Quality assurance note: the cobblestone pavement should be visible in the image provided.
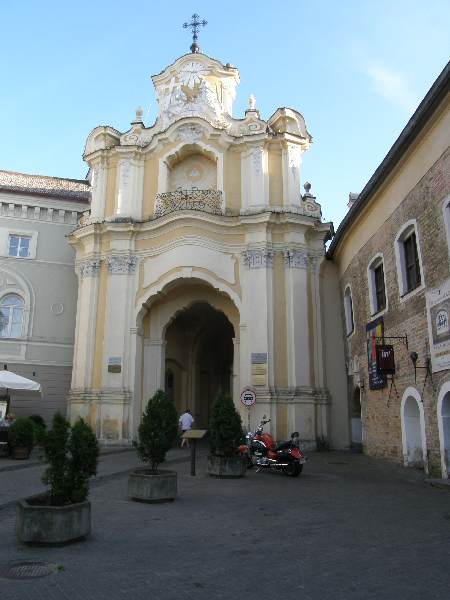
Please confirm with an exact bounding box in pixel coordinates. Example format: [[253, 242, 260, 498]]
[[0, 450, 450, 600]]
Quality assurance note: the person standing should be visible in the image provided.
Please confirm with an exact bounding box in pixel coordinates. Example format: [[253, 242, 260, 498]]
[[179, 409, 194, 448]]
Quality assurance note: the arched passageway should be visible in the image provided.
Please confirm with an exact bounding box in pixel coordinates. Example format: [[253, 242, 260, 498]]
[[401, 390, 426, 468], [438, 388, 450, 476], [164, 302, 234, 428]]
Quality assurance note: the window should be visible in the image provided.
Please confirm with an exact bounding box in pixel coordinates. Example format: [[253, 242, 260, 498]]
[[8, 235, 31, 258], [395, 221, 424, 298], [403, 231, 421, 292], [344, 286, 354, 336], [0, 294, 24, 337], [368, 255, 387, 315]]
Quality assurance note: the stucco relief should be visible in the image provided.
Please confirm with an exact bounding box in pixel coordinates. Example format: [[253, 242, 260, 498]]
[[175, 124, 206, 144], [283, 249, 309, 269], [143, 245, 236, 287], [106, 255, 138, 275], [79, 259, 101, 278], [242, 248, 274, 269]]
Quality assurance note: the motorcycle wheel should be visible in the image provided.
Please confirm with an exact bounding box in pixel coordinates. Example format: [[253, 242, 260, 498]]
[[282, 462, 303, 477]]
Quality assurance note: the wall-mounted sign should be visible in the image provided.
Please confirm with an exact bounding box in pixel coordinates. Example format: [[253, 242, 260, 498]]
[[366, 317, 386, 389], [251, 353, 267, 364], [251, 353, 268, 386], [376, 345, 395, 374], [240, 388, 256, 407], [108, 356, 122, 373], [426, 279, 450, 373]]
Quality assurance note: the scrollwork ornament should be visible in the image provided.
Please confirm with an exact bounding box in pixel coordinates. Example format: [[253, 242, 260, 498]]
[[79, 259, 101, 278], [243, 248, 274, 269], [107, 255, 138, 275]]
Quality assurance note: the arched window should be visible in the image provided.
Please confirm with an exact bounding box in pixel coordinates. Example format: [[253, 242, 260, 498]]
[[343, 285, 354, 336], [0, 294, 24, 338], [367, 254, 387, 315]]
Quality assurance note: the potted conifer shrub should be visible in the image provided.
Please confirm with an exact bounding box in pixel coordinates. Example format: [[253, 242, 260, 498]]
[[129, 389, 178, 503], [207, 391, 246, 478], [8, 416, 35, 459], [16, 412, 99, 544]]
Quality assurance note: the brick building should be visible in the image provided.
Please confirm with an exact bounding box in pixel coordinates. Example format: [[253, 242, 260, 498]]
[[328, 62, 450, 476]]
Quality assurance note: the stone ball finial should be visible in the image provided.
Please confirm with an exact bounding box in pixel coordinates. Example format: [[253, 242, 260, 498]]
[[304, 181, 312, 194], [248, 94, 256, 110]]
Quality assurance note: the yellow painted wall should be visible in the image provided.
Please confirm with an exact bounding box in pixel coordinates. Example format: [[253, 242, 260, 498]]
[[92, 263, 108, 388], [272, 252, 288, 386], [224, 150, 241, 212], [142, 155, 158, 219], [268, 147, 283, 206]]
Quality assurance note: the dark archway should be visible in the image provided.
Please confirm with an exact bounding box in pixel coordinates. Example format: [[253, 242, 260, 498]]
[[164, 302, 234, 428]]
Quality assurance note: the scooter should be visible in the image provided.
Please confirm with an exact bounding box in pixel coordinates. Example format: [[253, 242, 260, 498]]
[[239, 417, 306, 477]]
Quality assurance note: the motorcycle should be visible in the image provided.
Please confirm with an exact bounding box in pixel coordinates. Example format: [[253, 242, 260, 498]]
[[239, 417, 306, 477]]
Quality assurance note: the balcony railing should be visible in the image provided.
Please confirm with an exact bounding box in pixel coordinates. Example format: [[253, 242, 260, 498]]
[[154, 189, 223, 218]]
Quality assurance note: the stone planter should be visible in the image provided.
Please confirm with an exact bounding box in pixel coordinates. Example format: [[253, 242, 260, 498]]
[[11, 446, 31, 460], [207, 455, 247, 478], [128, 468, 177, 503], [16, 497, 91, 544]]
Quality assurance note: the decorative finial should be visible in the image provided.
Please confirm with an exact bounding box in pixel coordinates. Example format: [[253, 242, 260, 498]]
[[183, 13, 207, 53], [135, 107, 143, 122], [248, 95, 256, 111], [304, 181, 312, 195]]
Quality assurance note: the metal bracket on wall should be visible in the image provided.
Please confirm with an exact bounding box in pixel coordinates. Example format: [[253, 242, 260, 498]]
[[374, 335, 408, 349]]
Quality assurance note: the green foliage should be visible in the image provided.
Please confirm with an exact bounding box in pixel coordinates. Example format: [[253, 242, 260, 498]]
[[8, 416, 35, 448], [29, 414, 46, 444], [41, 412, 99, 506], [209, 391, 243, 457], [135, 389, 178, 471]]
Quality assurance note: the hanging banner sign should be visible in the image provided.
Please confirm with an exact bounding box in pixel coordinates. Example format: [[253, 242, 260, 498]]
[[240, 388, 256, 407], [376, 344, 395, 374], [366, 316, 386, 389], [426, 279, 450, 373]]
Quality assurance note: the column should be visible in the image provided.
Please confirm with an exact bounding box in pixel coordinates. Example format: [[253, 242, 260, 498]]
[[282, 142, 302, 208], [283, 248, 311, 387], [71, 259, 101, 390], [240, 143, 269, 212], [115, 153, 144, 220]]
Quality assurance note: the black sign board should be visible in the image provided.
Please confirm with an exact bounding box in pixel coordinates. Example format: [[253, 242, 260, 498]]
[[366, 316, 386, 390], [376, 344, 395, 374]]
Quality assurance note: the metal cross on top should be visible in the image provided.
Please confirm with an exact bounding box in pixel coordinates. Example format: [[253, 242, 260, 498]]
[[183, 13, 207, 54]]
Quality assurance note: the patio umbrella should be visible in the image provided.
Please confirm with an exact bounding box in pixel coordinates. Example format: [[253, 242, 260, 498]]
[[0, 370, 41, 393]]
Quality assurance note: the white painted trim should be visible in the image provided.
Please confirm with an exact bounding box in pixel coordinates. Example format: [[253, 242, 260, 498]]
[[437, 380, 450, 478], [343, 283, 355, 337], [441, 194, 450, 261], [367, 252, 388, 317], [394, 219, 425, 301], [400, 386, 428, 471]]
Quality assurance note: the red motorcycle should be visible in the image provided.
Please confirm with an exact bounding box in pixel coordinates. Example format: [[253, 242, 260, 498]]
[[239, 418, 306, 477]]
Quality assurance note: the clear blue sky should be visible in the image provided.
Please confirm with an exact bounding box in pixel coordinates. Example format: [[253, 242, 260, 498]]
[[1, 0, 449, 228]]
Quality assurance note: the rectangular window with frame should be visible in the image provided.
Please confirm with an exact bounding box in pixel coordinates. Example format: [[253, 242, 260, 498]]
[[374, 263, 386, 312], [8, 235, 31, 258], [403, 232, 421, 292]]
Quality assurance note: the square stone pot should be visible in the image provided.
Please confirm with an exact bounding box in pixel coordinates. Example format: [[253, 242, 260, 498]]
[[16, 497, 91, 544], [128, 468, 177, 503], [207, 455, 247, 478]]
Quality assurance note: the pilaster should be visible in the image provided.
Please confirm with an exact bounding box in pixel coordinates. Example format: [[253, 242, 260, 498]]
[[282, 142, 302, 208]]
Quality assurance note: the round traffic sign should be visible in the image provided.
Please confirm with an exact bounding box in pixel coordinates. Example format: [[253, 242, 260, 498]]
[[240, 388, 256, 407]]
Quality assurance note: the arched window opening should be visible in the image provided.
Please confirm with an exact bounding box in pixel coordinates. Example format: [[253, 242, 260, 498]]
[[0, 294, 24, 338]]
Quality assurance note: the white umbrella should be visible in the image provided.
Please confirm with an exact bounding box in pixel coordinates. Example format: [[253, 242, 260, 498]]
[[0, 370, 41, 393]]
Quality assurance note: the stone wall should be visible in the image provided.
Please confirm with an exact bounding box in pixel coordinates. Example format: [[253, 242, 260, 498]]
[[340, 147, 450, 471]]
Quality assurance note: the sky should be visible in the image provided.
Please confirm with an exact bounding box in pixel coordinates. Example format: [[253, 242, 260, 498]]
[[1, 0, 449, 228]]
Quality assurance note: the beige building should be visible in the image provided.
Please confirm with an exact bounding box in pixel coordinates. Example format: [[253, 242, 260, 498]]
[[0, 171, 89, 421], [67, 49, 348, 447], [328, 62, 450, 475]]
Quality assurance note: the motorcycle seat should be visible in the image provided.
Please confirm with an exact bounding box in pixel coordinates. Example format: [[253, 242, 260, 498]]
[[275, 440, 292, 451]]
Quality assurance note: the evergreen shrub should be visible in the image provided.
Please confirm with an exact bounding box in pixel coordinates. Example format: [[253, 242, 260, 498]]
[[41, 412, 99, 506], [8, 417, 35, 448], [135, 389, 178, 471], [209, 391, 243, 457]]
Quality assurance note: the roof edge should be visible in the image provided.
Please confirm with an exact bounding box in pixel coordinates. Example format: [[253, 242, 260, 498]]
[[327, 60, 450, 259]]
